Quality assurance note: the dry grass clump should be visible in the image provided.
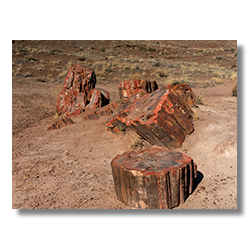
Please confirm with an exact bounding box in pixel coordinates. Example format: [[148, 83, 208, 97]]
[[230, 72, 237, 81], [33, 64, 45, 71], [213, 77, 223, 84], [129, 134, 150, 151], [232, 82, 237, 97], [128, 73, 141, 79], [151, 69, 169, 78], [194, 93, 205, 105], [58, 69, 68, 79], [51, 84, 63, 104]]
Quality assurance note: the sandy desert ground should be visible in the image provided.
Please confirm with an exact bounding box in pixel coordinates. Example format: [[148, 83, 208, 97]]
[[12, 40, 237, 209]]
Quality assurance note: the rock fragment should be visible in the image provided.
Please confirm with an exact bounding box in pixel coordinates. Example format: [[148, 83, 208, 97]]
[[47, 117, 74, 131]]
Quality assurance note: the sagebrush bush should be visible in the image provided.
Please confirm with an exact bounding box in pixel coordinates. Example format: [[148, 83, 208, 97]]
[[195, 93, 204, 105], [232, 82, 237, 97]]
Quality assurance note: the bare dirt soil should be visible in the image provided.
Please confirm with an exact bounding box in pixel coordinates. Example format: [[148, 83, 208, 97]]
[[12, 40, 237, 209]]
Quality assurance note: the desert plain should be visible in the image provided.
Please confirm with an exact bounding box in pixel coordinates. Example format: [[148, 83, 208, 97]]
[[12, 40, 237, 209]]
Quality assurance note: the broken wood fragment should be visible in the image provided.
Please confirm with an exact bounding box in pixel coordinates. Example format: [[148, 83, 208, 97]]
[[47, 117, 74, 131]]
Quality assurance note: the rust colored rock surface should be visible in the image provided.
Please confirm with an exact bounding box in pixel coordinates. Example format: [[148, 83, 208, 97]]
[[106, 85, 194, 148], [47, 117, 74, 131], [111, 148, 197, 209], [118, 79, 158, 103], [83, 101, 119, 121], [173, 84, 197, 108], [56, 65, 96, 116], [125, 85, 193, 149], [87, 88, 110, 110], [106, 90, 147, 133]]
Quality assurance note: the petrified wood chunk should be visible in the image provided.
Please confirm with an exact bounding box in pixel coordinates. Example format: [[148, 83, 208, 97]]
[[118, 79, 158, 103], [173, 84, 197, 108], [56, 64, 96, 116], [111, 148, 197, 209], [47, 117, 74, 131], [87, 88, 110, 109], [83, 101, 119, 121], [125, 85, 194, 149], [107, 85, 194, 149], [106, 90, 147, 133]]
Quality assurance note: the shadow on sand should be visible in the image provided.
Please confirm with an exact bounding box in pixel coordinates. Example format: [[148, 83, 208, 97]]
[[193, 170, 204, 192]]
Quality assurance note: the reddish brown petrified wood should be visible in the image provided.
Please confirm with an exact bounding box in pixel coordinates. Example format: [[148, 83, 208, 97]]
[[107, 85, 194, 149], [47, 117, 74, 131], [111, 148, 197, 209], [56, 64, 96, 116], [118, 79, 158, 103]]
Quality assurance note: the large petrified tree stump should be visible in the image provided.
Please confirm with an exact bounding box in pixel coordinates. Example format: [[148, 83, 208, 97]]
[[111, 148, 197, 209]]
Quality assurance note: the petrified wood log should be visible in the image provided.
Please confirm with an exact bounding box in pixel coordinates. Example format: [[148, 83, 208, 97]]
[[56, 64, 96, 116], [87, 88, 110, 109], [106, 90, 147, 133], [111, 148, 197, 209], [83, 101, 119, 121], [107, 85, 194, 149], [125, 85, 194, 149], [173, 84, 197, 108], [118, 79, 158, 103], [47, 117, 74, 131]]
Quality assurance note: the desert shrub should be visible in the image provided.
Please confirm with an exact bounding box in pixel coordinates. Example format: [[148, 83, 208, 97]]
[[213, 77, 223, 84], [129, 134, 149, 151], [58, 70, 68, 79], [151, 69, 168, 78], [128, 73, 141, 79], [232, 82, 237, 97], [33, 65, 45, 71], [194, 93, 204, 105]]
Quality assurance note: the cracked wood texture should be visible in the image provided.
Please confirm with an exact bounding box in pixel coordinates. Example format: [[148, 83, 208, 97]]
[[107, 85, 194, 149], [56, 64, 96, 116], [172, 84, 197, 108], [111, 148, 197, 209], [118, 79, 158, 103], [87, 88, 110, 109]]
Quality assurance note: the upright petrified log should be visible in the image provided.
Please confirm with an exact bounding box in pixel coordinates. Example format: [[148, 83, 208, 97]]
[[56, 64, 96, 116], [111, 148, 197, 209]]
